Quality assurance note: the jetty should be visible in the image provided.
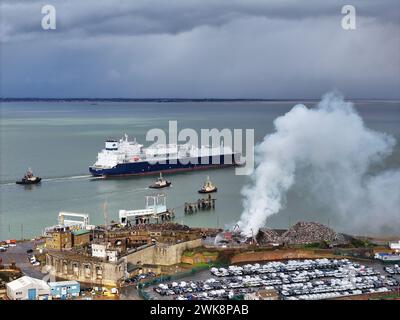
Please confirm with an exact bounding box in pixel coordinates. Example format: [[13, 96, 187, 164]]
[[184, 194, 216, 214]]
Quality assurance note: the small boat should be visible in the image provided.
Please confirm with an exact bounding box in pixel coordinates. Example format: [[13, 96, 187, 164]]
[[198, 176, 217, 194], [149, 173, 171, 189], [16, 168, 42, 185]]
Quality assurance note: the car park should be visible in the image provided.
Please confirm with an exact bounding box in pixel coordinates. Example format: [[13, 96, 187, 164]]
[[384, 265, 400, 275], [150, 258, 397, 300]]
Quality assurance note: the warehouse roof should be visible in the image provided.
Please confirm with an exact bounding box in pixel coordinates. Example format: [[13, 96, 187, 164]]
[[7, 276, 49, 291]]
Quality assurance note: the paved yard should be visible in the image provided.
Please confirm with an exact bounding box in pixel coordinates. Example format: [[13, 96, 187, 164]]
[[0, 240, 47, 280]]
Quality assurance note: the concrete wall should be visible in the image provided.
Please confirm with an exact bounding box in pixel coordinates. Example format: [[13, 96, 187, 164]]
[[230, 249, 336, 264], [125, 239, 202, 266], [181, 252, 218, 265], [46, 238, 202, 286], [46, 253, 126, 287]]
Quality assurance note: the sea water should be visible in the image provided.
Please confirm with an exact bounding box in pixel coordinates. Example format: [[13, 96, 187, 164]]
[[0, 100, 399, 239]]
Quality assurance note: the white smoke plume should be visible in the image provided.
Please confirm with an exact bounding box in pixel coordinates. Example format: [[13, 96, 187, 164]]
[[238, 92, 400, 237]]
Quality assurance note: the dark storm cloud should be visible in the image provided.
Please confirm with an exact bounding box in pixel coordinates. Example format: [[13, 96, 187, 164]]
[[2, 0, 400, 40], [0, 0, 399, 98]]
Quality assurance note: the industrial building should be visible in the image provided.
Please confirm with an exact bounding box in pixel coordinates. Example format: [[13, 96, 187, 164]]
[[46, 226, 73, 251], [45, 251, 126, 287], [389, 241, 400, 253], [49, 281, 80, 299], [6, 276, 82, 300], [44, 223, 220, 286], [119, 195, 174, 226], [45, 212, 95, 250], [374, 252, 400, 262], [72, 229, 92, 247], [6, 276, 50, 300], [91, 243, 119, 262], [46, 227, 93, 250], [42, 204, 220, 286]]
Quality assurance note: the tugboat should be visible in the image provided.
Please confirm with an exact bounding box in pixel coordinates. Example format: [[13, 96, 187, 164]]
[[149, 173, 171, 189], [16, 168, 42, 185], [198, 176, 217, 194]]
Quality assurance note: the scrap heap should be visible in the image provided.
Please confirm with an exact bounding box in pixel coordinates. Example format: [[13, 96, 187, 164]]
[[255, 221, 347, 245], [281, 221, 346, 245], [256, 228, 281, 244]]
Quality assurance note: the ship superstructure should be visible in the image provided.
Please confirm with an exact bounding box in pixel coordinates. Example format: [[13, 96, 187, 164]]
[[89, 134, 239, 177]]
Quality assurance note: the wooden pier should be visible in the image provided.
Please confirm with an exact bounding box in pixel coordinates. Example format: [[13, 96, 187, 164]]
[[184, 194, 216, 214]]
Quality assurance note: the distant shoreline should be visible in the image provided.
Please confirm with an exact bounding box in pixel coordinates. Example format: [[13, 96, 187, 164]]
[[1, 98, 399, 103]]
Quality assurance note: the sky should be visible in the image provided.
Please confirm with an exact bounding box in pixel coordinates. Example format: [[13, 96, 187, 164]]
[[1, 0, 399, 99]]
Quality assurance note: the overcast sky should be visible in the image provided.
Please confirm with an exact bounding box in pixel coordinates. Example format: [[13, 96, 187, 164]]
[[1, 0, 399, 98]]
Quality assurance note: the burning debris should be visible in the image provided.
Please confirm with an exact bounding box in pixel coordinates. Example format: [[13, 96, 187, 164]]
[[256, 229, 281, 244]]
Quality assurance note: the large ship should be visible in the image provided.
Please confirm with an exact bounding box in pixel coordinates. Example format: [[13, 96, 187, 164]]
[[89, 134, 240, 177]]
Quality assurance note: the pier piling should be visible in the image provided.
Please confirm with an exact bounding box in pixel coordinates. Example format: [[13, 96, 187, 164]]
[[184, 195, 216, 214]]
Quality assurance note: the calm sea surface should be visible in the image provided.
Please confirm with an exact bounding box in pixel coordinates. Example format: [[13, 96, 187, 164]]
[[1, 101, 399, 239]]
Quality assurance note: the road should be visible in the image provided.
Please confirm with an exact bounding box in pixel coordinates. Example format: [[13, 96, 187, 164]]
[[119, 285, 142, 300], [0, 240, 47, 280]]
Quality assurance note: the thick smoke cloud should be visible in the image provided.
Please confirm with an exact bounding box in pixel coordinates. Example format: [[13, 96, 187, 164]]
[[238, 92, 400, 236]]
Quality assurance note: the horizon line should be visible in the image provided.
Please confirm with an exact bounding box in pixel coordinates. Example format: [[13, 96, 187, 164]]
[[2, 97, 400, 102]]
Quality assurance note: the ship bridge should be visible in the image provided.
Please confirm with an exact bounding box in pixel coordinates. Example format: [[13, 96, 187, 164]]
[[105, 139, 118, 151], [93, 134, 143, 168]]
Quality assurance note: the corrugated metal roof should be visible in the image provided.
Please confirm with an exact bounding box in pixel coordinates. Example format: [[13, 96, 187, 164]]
[[7, 276, 49, 291]]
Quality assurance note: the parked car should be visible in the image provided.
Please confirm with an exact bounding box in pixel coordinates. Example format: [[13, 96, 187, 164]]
[[110, 288, 118, 294]]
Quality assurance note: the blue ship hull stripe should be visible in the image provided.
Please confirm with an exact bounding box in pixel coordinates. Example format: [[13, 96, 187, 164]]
[[89, 154, 237, 176]]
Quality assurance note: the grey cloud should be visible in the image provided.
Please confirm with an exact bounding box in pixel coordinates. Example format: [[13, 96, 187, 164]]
[[0, 1, 399, 98], [1, 0, 400, 41]]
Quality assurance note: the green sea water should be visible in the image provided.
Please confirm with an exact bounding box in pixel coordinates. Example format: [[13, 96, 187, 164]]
[[0, 100, 399, 239]]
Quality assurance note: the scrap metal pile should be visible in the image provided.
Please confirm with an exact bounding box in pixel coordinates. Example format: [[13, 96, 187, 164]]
[[128, 222, 191, 232], [256, 229, 281, 243], [256, 221, 347, 245]]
